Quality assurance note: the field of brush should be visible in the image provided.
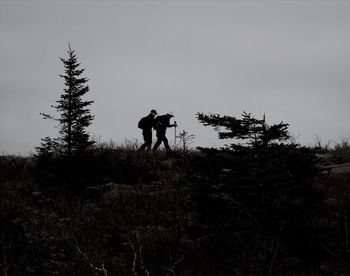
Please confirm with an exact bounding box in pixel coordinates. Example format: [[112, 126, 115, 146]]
[[1, 142, 350, 275]]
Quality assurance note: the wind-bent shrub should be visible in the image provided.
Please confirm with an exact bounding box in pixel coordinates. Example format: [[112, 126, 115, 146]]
[[197, 111, 289, 150]]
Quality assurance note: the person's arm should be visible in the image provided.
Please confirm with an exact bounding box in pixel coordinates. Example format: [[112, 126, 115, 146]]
[[166, 117, 177, 128]]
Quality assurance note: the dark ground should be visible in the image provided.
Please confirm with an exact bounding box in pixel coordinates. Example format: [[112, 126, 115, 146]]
[[1, 143, 350, 275]]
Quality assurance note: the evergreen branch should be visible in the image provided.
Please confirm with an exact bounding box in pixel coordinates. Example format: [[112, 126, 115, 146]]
[[40, 112, 59, 121]]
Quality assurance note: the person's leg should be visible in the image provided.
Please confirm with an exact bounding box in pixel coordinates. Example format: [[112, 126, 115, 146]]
[[138, 132, 148, 151], [145, 131, 152, 150], [153, 132, 162, 150], [163, 135, 171, 151]]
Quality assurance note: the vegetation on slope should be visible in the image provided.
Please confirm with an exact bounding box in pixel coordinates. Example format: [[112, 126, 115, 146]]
[[1, 140, 350, 275]]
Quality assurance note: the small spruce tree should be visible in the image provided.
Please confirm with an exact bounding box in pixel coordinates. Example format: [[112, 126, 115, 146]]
[[38, 45, 94, 157], [196, 111, 289, 150]]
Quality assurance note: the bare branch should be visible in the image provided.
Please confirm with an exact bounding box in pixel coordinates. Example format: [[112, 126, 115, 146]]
[[319, 241, 346, 264], [139, 245, 150, 276], [125, 240, 149, 276], [75, 244, 108, 276], [161, 254, 185, 276]]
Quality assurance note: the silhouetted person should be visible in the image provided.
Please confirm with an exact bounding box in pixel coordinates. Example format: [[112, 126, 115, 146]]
[[153, 112, 177, 152], [138, 109, 157, 151]]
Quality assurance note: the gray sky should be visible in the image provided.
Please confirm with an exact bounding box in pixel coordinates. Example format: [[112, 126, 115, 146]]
[[1, 0, 349, 155]]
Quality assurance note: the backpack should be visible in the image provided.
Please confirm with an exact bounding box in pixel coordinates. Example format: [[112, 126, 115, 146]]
[[153, 116, 165, 131], [138, 116, 148, 129]]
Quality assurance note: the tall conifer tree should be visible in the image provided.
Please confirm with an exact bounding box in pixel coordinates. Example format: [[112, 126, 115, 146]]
[[38, 45, 94, 157]]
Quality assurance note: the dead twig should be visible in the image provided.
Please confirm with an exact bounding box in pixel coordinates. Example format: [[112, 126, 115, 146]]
[[126, 240, 149, 276], [127, 242, 138, 276], [139, 245, 150, 276], [161, 254, 185, 276], [161, 265, 176, 276], [319, 241, 346, 265], [75, 244, 108, 276]]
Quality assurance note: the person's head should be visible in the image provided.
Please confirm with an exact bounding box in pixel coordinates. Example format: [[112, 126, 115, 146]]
[[166, 111, 174, 118], [150, 109, 158, 117]]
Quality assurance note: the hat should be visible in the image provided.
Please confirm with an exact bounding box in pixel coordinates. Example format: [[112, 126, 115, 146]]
[[150, 109, 158, 115], [166, 111, 174, 117]]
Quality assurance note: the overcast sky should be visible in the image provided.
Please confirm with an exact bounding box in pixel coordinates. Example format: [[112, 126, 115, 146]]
[[1, 0, 349, 154]]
